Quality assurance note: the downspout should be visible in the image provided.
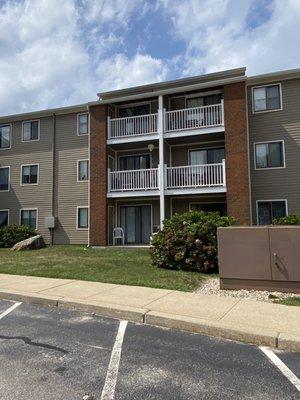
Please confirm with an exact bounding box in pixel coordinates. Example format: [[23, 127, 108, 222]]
[[51, 113, 56, 245], [245, 83, 253, 225]]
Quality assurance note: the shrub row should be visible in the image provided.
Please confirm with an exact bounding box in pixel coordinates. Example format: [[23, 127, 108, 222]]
[[150, 211, 236, 273], [0, 224, 36, 248], [273, 214, 300, 225]]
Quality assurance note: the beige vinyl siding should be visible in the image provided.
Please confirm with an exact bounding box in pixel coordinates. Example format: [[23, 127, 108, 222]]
[[53, 113, 88, 244], [0, 117, 53, 242], [248, 78, 300, 223]]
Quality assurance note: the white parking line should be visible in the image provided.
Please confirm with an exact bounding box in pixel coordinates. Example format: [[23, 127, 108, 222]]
[[0, 302, 22, 320], [100, 320, 128, 400], [259, 346, 300, 392]]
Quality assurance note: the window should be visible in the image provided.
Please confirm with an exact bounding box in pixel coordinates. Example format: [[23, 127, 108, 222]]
[[78, 160, 89, 181], [253, 84, 281, 112], [118, 103, 150, 117], [0, 125, 11, 149], [186, 93, 222, 108], [0, 210, 9, 227], [21, 164, 39, 185], [190, 203, 227, 216], [189, 148, 225, 165], [257, 201, 287, 225], [119, 154, 150, 170], [20, 209, 37, 229], [77, 207, 88, 229], [255, 141, 284, 169], [0, 167, 10, 191], [78, 113, 89, 135], [22, 120, 39, 141]]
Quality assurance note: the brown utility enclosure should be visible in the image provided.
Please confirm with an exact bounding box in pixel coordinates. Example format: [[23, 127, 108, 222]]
[[218, 226, 300, 293]]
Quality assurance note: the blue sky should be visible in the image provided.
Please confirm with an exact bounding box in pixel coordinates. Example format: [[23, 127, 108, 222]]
[[0, 0, 299, 115]]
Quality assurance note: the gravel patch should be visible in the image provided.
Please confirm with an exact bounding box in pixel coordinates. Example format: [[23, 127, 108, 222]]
[[195, 278, 299, 302]]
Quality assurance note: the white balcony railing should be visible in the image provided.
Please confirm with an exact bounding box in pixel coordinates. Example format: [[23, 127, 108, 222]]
[[108, 168, 159, 192], [166, 162, 226, 189], [107, 101, 224, 140], [108, 113, 158, 139], [108, 162, 226, 193], [165, 102, 224, 132]]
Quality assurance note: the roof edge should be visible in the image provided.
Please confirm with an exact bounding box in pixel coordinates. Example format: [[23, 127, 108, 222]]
[[247, 68, 300, 85], [0, 103, 88, 123], [97, 67, 246, 100]]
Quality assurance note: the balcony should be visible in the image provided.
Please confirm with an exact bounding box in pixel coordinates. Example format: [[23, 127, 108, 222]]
[[107, 102, 224, 144], [108, 113, 158, 142], [165, 162, 226, 195], [108, 168, 159, 197], [107, 162, 226, 197]]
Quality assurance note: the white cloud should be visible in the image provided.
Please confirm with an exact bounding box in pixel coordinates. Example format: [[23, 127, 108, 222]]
[[95, 53, 168, 93], [0, 0, 299, 115], [0, 0, 167, 115], [159, 0, 300, 76]]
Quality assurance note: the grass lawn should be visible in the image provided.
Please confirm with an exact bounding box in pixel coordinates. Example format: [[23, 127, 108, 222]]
[[274, 296, 300, 307], [0, 245, 207, 292]]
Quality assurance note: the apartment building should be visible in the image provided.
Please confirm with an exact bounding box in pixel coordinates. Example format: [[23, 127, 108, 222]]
[[0, 67, 299, 246]]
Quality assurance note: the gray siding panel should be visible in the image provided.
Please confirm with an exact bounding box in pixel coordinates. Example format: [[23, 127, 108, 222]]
[[0, 117, 53, 242], [54, 113, 88, 244], [248, 78, 300, 222], [0, 113, 89, 245]]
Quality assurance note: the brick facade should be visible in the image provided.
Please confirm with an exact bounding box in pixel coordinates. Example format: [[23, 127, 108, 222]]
[[224, 82, 251, 224], [89, 104, 108, 246]]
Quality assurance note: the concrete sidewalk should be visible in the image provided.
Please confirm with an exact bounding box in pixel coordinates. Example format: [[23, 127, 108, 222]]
[[0, 273, 299, 351]]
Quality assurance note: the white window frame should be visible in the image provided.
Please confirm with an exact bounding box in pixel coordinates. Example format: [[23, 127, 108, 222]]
[[77, 159, 89, 182], [20, 163, 39, 186], [77, 113, 89, 136], [19, 208, 38, 230], [76, 206, 89, 230], [188, 146, 225, 165], [254, 140, 286, 170], [0, 209, 10, 226], [0, 166, 10, 192], [0, 123, 12, 150], [251, 83, 283, 114], [22, 119, 40, 142], [117, 101, 151, 116], [256, 199, 288, 225]]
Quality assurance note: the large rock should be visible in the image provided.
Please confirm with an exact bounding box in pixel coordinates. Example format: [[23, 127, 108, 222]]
[[11, 235, 45, 251]]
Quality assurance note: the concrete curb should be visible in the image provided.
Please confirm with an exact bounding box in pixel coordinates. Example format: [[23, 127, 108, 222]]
[[0, 290, 299, 352]]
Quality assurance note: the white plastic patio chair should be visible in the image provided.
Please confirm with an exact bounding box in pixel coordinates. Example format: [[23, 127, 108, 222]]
[[113, 227, 125, 246]]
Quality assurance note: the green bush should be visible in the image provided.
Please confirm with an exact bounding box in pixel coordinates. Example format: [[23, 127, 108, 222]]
[[272, 214, 300, 225], [0, 224, 36, 248], [150, 211, 237, 273]]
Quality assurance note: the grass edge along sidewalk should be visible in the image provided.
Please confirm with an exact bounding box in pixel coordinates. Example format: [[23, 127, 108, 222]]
[[0, 274, 299, 352], [0, 246, 207, 292]]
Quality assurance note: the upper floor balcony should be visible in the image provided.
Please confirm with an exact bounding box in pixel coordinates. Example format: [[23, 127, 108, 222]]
[[107, 161, 226, 198], [107, 101, 224, 144]]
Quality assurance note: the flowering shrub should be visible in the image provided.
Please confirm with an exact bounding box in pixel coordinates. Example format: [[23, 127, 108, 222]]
[[150, 211, 237, 273], [272, 214, 300, 225]]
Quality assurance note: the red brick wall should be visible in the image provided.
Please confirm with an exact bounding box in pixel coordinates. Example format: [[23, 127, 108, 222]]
[[224, 82, 251, 225], [89, 104, 108, 246]]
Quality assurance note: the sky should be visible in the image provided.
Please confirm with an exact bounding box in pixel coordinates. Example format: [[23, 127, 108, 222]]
[[0, 0, 299, 115]]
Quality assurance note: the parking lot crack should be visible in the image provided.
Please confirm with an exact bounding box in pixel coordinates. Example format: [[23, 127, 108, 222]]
[[0, 334, 69, 354]]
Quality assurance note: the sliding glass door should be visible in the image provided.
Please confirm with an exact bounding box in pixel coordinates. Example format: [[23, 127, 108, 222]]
[[120, 205, 151, 244]]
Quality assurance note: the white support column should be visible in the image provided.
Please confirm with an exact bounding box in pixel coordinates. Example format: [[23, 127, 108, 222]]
[[158, 95, 165, 228], [222, 159, 226, 187], [107, 116, 111, 139], [221, 99, 225, 126]]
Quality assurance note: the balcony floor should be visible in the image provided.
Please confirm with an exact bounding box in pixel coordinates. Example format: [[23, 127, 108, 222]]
[[107, 186, 226, 198]]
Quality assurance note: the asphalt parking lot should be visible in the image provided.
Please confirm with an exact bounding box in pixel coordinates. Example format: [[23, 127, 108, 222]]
[[0, 299, 299, 400]]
